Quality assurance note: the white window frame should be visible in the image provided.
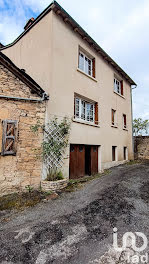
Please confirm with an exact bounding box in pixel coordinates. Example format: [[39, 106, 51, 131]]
[[114, 77, 122, 95], [79, 51, 93, 77], [75, 97, 95, 123]]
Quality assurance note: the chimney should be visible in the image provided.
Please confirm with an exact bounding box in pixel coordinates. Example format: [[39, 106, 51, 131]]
[[24, 17, 35, 31]]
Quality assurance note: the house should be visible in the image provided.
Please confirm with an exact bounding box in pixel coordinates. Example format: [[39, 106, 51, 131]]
[[0, 1, 136, 180], [0, 52, 48, 195]]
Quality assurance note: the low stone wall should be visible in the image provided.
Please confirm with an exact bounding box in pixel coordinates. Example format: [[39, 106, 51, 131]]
[[134, 136, 149, 159], [103, 160, 129, 170], [41, 179, 68, 192]]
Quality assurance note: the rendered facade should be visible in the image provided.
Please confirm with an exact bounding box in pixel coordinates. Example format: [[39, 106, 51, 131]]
[[1, 1, 136, 179]]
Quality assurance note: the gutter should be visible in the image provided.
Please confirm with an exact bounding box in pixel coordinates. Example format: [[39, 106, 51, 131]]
[[131, 85, 137, 157], [0, 92, 49, 102]]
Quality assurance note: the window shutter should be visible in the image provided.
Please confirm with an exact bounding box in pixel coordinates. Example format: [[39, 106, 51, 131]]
[[112, 110, 114, 125], [121, 80, 123, 95], [1, 120, 18, 156], [95, 103, 98, 125], [92, 58, 95, 78], [123, 114, 126, 128], [74, 98, 75, 118], [125, 115, 127, 127]]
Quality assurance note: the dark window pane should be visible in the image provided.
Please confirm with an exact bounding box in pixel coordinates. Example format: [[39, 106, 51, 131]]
[[70, 145, 74, 152], [112, 146, 116, 161], [93, 146, 97, 152], [79, 145, 84, 152]]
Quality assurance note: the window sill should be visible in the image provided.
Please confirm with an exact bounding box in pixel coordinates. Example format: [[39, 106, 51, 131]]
[[77, 68, 97, 82], [114, 91, 125, 99], [111, 124, 118, 128], [123, 127, 128, 131], [73, 118, 100, 127]]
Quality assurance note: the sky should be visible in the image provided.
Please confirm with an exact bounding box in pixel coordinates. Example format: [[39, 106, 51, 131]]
[[0, 0, 148, 120]]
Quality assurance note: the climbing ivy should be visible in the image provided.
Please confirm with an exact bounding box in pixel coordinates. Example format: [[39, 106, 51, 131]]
[[31, 116, 71, 176]]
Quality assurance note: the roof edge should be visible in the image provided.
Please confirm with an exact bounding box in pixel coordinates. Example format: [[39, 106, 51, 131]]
[[0, 0, 136, 86], [0, 52, 47, 97], [52, 1, 136, 86], [0, 2, 54, 51]]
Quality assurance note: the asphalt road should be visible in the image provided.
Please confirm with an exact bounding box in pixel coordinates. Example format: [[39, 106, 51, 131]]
[[0, 161, 149, 264]]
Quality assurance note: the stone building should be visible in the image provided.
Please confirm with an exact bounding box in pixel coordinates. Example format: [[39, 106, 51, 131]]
[[134, 136, 149, 160], [0, 52, 48, 196]]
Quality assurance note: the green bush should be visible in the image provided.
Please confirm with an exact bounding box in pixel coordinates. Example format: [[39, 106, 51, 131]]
[[46, 169, 64, 181], [56, 171, 64, 180]]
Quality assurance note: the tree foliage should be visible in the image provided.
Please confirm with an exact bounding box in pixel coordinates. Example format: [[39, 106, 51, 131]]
[[133, 118, 149, 136]]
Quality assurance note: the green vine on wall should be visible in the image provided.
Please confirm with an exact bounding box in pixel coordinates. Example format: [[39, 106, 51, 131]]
[[31, 117, 71, 178]]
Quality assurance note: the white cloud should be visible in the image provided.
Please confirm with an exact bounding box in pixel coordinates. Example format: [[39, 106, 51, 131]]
[[101, 0, 149, 53], [88, 7, 101, 21], [22, 0, 50, 13], [0, 0, 52, 44], [0, 18, 23, 44], [0, 0, 5, 8]]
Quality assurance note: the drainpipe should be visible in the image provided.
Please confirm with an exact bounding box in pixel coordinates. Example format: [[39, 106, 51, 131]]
[[131, 85, 137, 159], [0, 92, 49, 102]]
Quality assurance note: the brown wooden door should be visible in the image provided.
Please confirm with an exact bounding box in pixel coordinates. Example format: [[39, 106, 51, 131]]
[[69, 144, 85, 179], [91, 146, 98, 175]]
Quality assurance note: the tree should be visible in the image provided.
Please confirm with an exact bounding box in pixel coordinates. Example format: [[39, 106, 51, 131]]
[[133, 118, 149, 136]]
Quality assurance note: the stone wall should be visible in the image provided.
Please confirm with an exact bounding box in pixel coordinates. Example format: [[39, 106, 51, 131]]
[[134, 136, 149, 160], [41, 179, 68, 192], [0, 64, 46, 196]]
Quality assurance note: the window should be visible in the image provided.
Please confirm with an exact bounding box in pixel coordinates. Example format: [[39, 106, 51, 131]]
[[79, 50, 95, 78], [74, 97, 98, 124], [70, 145, 74, 152], [111, 109, 116, 126], [93, 146, 97, 152], [112, 146, 117, 161], [79, 145, 84, 152], [123, 114, 127, 129], [124, 147, 128, 160], [1, 120, 18, 156], [114, 78, 123, 96]]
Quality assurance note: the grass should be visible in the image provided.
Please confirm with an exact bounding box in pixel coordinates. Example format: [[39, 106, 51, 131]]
[[0, 160, 143, 212], [63, 169, 111, 192], [0, 190, 52, 212], [126, 159, 142, 166], [0, 170, 110, 213]]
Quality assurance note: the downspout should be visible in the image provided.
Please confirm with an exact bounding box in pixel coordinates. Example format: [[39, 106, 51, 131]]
[[0, 92, 49, 102], [131, 85, 137, 159]]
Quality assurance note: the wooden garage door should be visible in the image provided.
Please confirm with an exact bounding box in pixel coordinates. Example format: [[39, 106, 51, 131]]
[[91, 145, 98, 175], [69, 144, 85, 179]]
